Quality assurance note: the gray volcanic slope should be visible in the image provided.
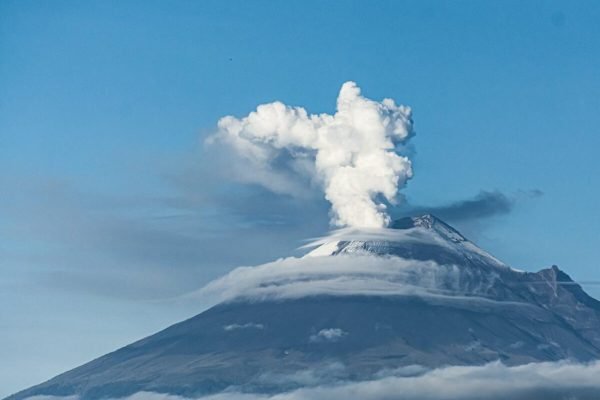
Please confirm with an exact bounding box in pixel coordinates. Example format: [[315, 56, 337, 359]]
[[7, 215, 600, 400]]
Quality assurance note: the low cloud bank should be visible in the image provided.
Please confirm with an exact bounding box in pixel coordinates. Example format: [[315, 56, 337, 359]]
[[26, 360, 600, 400]]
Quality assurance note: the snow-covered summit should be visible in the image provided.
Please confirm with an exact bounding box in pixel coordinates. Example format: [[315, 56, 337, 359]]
[[391, 214, 467, 242], [306, 214, 507, 270]]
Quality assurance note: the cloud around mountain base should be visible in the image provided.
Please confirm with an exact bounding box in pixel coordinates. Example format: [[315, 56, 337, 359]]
[[25, 360, 600, 400]]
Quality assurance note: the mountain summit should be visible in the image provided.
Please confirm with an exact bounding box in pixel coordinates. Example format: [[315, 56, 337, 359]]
[[307, 214, 506, 268], [7, 216, 600, 400]]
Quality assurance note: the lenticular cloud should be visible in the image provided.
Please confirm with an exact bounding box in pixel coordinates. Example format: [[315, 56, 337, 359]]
[[207, 82, 414, 228]]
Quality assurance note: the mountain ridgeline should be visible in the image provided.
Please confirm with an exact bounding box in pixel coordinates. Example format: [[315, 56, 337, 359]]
[[7, 215, 600, 400]]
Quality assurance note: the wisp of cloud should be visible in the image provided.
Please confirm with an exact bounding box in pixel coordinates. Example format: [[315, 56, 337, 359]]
[[207, 82, 414, 228]]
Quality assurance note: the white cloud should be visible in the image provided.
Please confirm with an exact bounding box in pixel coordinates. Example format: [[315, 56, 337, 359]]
[[309, 328, 347, 343], [189, 251, 515, 306], [207, 82, 414, 228], [27, 361, 600, 400], [193, 254, 449, 303], [223, 323, 264, 331]]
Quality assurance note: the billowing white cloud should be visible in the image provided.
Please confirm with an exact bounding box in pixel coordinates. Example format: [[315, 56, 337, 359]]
[[207, 82, 414, 228], [27, 360, 600, 400]]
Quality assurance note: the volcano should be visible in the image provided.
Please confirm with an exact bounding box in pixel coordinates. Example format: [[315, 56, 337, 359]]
[[7, 215, 600, 400]]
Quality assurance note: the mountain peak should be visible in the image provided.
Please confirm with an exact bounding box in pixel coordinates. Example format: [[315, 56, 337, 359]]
[[390, 214, 467, 243], [306, 214, 505, 269], [390, 213, 439, 229]]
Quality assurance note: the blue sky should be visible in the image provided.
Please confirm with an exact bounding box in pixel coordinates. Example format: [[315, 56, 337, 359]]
[[1, 0, 600, 397]]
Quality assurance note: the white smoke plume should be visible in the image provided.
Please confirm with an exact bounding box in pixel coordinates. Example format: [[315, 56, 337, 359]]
[[207, 82, 414, 228]]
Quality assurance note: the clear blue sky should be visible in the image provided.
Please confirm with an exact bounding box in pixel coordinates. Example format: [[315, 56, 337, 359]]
[[1, 0, 600, 396]]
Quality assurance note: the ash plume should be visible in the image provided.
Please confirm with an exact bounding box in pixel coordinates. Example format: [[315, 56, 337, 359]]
[[207, 82, 414, 228]]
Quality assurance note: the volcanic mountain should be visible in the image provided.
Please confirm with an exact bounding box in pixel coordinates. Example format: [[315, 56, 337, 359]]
[[7, 215, 600, 400]]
